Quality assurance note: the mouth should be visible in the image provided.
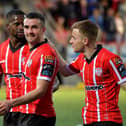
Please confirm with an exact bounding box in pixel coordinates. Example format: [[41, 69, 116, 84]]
[[17, 32, 24, 36], [26, 35, 35, 40]]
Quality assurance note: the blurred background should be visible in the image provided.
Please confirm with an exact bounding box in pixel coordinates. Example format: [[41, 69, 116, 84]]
[[0, 0, 126, 126]]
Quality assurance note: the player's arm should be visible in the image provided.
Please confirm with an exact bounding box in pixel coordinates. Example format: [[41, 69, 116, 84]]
[[55, 49, 75, 76], [0, 79, 49, 115], [12, 79, 49, 105], [48, 40, 76, 76]]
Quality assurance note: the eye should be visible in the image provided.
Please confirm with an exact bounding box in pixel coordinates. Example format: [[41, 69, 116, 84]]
[[15, 22, 20, 26], [14, 22, 24, 27], [32, 25, 38, 29], [24, 25, 29, 29]]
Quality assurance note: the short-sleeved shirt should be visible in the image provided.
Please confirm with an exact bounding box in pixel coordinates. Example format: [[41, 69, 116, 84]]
[[20, 39, 59, 117], [68, 45, 126, 124], [0, 39, 28, 112]]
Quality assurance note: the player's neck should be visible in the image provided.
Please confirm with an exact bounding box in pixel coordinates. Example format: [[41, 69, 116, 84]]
[[10, 38, 23, 48], [84, 45, 97, 59]]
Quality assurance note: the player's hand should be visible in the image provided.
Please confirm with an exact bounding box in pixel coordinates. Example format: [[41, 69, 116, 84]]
[[0, 101, 11, 115]]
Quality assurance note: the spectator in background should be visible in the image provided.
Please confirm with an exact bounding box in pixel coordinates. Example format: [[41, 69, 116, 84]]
[[54, 15, 70, 47], [89, 8, 104, 31], [34, 0, 58, 19], [118, 0, 126, 42], [87, 0, 99, 16], [99, 0, 110, 28], [34, 0, 52, 10], [118, 0, 126, 18], [0, 13, 6, 42], [76, 0, 88, 20], [56, 0, 78, 28], [104, 8, 117, 42], [111, 0, 120, 12], [54, 15, 70, 59], [114, 11, 125, 43]]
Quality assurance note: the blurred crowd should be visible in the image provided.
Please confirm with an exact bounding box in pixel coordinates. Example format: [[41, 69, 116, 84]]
[[0, 0, 126, 50], [34, 0, 126, 45]]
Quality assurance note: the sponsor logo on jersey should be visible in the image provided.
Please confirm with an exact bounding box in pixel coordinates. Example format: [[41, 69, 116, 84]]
[[86, 85, 103, 91], [7, 73, 23, 78], [41, 64, 54, 77], [118, 64, 126, 77], [120, 70, 126, 77], [45, 59, 54, 63], [95, 67, 103, 76], [118, 64, 125, 72]]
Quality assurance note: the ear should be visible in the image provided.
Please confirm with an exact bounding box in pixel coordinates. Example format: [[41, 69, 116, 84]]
[[83, 36, 88, 45]]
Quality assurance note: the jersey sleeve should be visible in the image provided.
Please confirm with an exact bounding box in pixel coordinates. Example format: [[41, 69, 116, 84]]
[[37, 54, 57, 82], [108, 56, 126, 85], [68, 54, 83, 73]]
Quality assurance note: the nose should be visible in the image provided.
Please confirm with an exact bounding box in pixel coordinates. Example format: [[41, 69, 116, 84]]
[[27, 27, 33, 33], [24, 27, 34, 35]]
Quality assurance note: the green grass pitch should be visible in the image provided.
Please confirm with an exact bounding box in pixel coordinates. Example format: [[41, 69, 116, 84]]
[[54, 86, 126, 126], [0, 86, 126, 126]]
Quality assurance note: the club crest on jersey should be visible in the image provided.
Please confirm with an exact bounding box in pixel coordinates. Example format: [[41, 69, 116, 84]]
[[95, 67, 102, 76], [27, 59, 32, 67]]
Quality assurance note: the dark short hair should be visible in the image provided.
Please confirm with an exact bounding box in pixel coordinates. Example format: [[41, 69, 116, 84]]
[[6, 9, 25, 20], [25, 12, 45, 24]]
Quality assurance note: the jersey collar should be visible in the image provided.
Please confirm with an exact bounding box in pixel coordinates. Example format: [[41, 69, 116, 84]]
[[85, 44, 102, 64], [9, 40, 26, 53], [30, 38, 48, 52]]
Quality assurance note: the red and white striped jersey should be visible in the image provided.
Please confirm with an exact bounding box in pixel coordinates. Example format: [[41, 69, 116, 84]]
[[0, 39, 28, 112], [20, 39, 59, 117], [69, 45, 126, 124]]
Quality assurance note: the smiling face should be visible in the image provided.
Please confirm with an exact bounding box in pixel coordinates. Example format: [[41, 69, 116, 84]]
[[8, 15, 25, 39], [69, 28, 86, 53], [24, 18, 44, 48]]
